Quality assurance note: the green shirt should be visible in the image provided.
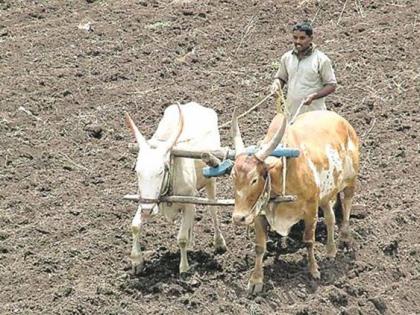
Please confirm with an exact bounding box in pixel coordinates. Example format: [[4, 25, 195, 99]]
[[274, 45, 337, 118]]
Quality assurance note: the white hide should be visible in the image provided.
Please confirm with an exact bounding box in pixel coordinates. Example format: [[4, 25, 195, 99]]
[[307, 142, 357, 201], [318, 144, 343, 199], [265, 205, 301, 237], [130, 102, 225, 274], [135, 145, 168, 202], [307, 159, 321, 189], [343, 138, 356, 179], [150, 102, 220, 151], [135, 102, 220, 211]]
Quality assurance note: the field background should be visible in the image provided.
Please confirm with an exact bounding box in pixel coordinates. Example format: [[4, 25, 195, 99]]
[[1, 0, 419, 314]]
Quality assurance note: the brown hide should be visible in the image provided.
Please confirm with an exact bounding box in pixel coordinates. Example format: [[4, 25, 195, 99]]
[[232, 110, 360, 230], [231, 110, 360, 291]]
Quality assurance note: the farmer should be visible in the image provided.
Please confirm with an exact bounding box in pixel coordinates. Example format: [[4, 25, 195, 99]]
[[270, 21, 337, 119]]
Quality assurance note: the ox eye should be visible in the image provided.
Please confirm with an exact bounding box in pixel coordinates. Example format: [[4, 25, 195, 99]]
[[251, 178, 258, 185]]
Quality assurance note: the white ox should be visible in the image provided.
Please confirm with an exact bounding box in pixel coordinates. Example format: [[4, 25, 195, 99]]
[[125, 102, 227, 274], [231, 110, 360, 293]]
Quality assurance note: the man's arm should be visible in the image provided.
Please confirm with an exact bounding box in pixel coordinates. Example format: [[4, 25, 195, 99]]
[[270, 78, 286, 94], [270, 53, 289, 94], [303, 83, 336, 105]]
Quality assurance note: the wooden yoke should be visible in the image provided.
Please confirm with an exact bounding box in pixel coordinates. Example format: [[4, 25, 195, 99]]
[[201, 152, 222, 167]]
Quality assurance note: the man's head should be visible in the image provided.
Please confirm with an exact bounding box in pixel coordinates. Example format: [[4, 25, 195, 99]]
[[292, 21, 313, 53]]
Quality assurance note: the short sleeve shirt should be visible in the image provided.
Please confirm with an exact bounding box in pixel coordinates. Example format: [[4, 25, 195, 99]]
[[275, 47, 336, 118]]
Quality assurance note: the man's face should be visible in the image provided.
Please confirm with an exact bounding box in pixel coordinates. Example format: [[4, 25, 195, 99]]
[[292, 30, 312, 52]]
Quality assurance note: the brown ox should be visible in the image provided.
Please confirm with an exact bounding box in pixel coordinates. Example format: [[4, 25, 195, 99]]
[[231, 110, 359, 293]]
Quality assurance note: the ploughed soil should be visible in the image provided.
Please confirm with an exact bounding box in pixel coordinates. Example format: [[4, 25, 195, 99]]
[[1, 0, 419, 314]]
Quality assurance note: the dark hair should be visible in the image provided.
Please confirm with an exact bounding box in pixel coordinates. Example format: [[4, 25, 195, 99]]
[[292, 21, 313, 36]]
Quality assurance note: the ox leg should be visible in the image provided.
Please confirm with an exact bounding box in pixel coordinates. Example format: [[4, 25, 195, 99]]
[[303, 212, 320, 279], [340, 184, 355, 244], [248, 215, 268, 294], [322, 201, 337, 258], [130, 207, 144, 274], [205, 179, 227, 253], [177, 205, 195, 274]]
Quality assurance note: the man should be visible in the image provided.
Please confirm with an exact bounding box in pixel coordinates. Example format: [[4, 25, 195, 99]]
[[270, 21, 337, 119]]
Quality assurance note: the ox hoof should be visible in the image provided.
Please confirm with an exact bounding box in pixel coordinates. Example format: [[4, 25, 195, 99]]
[[179, 264, 190, 275], [310, 269, 321, 280], [179, 271, 190, 280], [326, 244, 337, 258], [187, 238, 195, 251], [247, 281, 264, 294], [340, 229, 353, 245], [214, 237, 227, 254], [339, 236, 354, 249], [130, 253, 144, 275], [131, 261, 144, 275]]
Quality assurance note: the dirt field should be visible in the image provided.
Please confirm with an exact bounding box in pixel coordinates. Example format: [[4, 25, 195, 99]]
[[1, 0, 419, 314]]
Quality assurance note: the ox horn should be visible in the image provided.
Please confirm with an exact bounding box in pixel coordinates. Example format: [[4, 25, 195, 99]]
[[163, 103, 184, 154], [125, 113, 149, 149], [255, 116, 287, 161], [231, 108, 245, 157]]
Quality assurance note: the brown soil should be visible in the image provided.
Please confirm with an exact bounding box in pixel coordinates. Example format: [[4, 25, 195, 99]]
[[1, 0, 419, 314]]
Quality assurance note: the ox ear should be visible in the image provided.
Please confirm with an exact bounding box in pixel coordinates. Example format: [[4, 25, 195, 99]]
[[231, 108, 245, 157], [255, 116, 287, 161], [125, 113, 148, 149], [162, 104, 184, 154]]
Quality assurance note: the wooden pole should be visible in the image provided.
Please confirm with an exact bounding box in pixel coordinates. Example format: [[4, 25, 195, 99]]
[[128, 143, 234, 160], [123, 194, 296, 205], [171, 148, 233, 160], [201, 152, 221, 167]]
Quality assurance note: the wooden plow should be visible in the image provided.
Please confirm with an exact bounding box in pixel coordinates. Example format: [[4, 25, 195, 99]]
[[123, 145, 300, 206]]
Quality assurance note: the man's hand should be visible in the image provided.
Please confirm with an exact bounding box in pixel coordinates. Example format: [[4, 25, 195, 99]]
[[270, 79, 281, 95], [303, 93, 317, 105]]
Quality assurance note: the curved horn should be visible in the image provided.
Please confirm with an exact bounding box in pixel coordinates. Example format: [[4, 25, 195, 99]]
[[125, 113, 148, 149], [231, 108, 245, 157], [163, 104, 184, 153], [255, 116, 287, 161]]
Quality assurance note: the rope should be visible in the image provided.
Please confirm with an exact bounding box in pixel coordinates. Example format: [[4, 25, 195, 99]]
[[218, 84, 289, 128], [275, 88, 286, 114], [160, 154, 174, 197], [278, 101, 304, 197], [282, 156, 287, 196], [217, 87, 302, 199], [219, 92, 274, 128], [289, 100, 305, 125]]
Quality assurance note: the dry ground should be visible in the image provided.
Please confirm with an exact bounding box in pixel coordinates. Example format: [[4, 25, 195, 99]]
[[1, 0, 419, 314]]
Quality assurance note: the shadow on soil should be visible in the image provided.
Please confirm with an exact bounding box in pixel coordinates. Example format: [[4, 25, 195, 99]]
[[123, 250, 222, 295], [252, 218, 356, 295]]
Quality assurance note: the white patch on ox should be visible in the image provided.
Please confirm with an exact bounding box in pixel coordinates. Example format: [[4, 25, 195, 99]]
[[318, 144, 343, 199], [132, 206, 143, 229], [347, 138, 356, 152], [265, 205, 301, 237], [307, 159, 320, 189], [342, 138, 356, 179], [237, 189, 246, 199], [271, 216, 301, 237]]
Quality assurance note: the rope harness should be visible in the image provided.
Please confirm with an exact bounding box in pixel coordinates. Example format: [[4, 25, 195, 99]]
[[248, 172, 272, 219], [274, 88, 305, 196], [245, 172, 272, 239]]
